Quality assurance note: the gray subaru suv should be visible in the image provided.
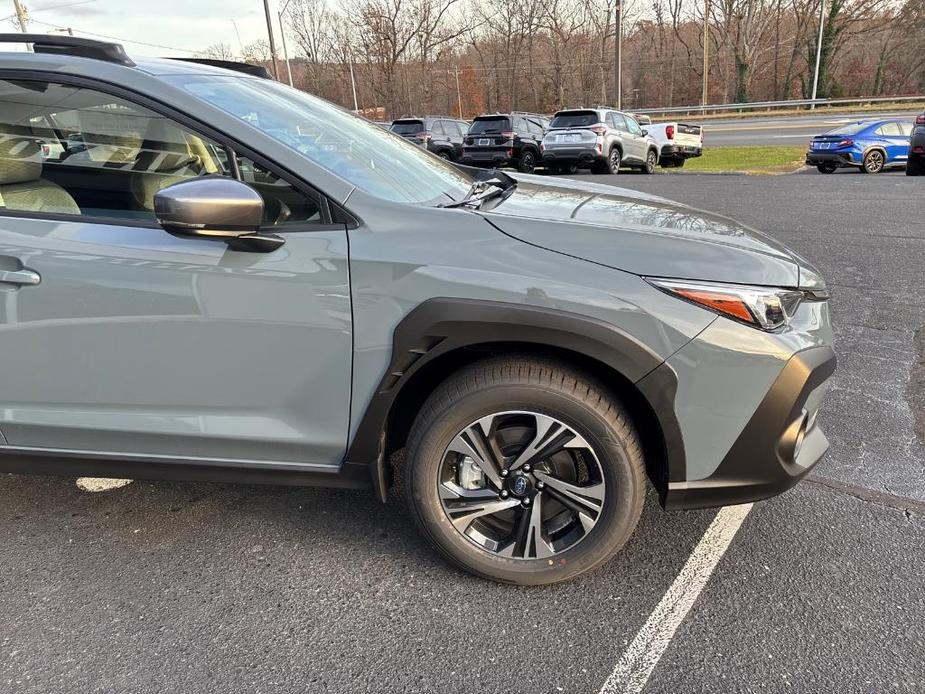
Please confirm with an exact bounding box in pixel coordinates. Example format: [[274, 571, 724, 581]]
[[0, 35, 835, 585], [542, 108, 660, 175]]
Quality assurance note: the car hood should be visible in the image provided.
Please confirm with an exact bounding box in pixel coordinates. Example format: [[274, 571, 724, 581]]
[[478, 175, 801, 287]]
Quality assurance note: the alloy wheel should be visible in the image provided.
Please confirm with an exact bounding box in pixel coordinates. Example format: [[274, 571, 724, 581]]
[[438, 410, 606, 560], [864, 150, 884, 173], [609, 148, 621, 174], [645, 150, 657, 173]]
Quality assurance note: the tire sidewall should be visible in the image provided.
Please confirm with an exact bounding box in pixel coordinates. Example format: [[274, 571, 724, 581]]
[[407, 382, 642, 584], [607, 147, 621, 174], [645, 150, 657, 174]]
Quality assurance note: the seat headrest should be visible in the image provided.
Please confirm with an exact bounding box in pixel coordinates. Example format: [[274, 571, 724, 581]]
[[0, 129, 42, 186]]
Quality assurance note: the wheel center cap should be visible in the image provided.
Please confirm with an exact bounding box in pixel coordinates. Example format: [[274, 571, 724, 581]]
[[509, 474, 532, 497]]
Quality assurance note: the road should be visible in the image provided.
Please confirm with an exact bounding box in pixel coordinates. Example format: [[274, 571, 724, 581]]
[[688, 109, 922, 146], [2, 173, 924, 694]]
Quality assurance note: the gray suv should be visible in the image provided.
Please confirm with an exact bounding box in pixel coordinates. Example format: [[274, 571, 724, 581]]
[[542, 108, 660, 175], [0, 35, 835, 585]]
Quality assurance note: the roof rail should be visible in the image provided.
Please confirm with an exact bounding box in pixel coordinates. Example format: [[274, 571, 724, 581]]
[[172, 58, 272, 80], [0, 33, 134, 66]]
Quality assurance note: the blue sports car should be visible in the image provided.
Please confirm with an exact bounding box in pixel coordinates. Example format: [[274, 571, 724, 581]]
[[806, 119, 912, 174]]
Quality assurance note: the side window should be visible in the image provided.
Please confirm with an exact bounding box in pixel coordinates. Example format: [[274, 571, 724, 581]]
[[899, 122, 913, 136], [876, 123, 901, 137], [431, 120, 446, 137], [446, 121, 462, 137], [457, 121, 470, 135], [237, 157, 322, 225], [0, 78, 322, 227], [527, 119, 544, 138], [610, 112, 628, 132], [624, 116, 643, 135], [514, 116, 528, 134]]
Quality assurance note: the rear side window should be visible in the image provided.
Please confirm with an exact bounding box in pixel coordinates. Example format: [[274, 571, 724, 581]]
[[875, 122, 903, 137], [469, 117, 511, 134], [610, 112, 628, 131], [550, 111, 600, 129], [527, 119, 545, 137], [0, 78, 321, 226], [390, 120, 425, 135]]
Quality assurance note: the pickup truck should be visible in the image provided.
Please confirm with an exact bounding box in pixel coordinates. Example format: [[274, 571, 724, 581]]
[[646, 122, 703, 168]]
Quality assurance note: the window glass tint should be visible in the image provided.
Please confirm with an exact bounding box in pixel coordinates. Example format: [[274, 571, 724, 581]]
[[0, 79, 320, 226], [611, 112, 628, 131], [550, 111, 600, 129], [513, 116, 528, 133], [390, 120, 425, 135], [469, 116, 511, 134], [899, 122, 913, 136], [457, 121, 470, 135], [527, 119, 544, 137], [445, 121, 461, 137], [431, 120, 446, 136]]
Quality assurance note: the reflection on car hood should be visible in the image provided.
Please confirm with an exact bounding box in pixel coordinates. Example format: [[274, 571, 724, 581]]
[[479, 175, 800, 287]]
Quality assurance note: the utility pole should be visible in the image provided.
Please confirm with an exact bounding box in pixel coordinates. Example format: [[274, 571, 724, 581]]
[[454, 66, 463, 118], [613, 0, 622, 109], [702, 0, 710, 108], [348, 59, 359, 112], [278, 0, 294, 87], [810, 0, 826, 110], [262, 0, 281, 80], [12, 0, 29, 32]]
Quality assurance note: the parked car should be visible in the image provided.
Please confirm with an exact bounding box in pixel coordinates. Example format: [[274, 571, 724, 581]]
[[460, 112, 548, 173], [633, 113, 652, 126], [645, 121, 703, 168], [389, 116, 469, 161], [907, 112, 925, 176], [541, 108, 660, 174], [806, 119, 912, 174], [0, 34, 835, 585]]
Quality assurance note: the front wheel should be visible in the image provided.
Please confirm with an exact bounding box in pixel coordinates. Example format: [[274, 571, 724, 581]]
[[405, 356, 646, 585], [642, 149, 658, 174], [862, 149, 885, 174], [817, 162, 838, 174]]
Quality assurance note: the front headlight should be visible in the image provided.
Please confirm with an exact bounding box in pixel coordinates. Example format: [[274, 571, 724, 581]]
[[646, 278, 827, 331]]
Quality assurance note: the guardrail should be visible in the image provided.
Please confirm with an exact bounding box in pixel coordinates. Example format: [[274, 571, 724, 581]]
[[634, 95, 925, 117]]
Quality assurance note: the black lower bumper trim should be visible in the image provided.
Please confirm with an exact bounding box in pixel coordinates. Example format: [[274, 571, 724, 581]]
[[664, 345, 837, 510], [805, 152, 852, 166]]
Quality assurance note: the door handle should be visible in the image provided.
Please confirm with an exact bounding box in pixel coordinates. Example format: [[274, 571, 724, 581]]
[[0, 269, 41, 286]]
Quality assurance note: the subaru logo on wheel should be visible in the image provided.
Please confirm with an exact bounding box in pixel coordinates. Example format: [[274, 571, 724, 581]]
[[512, 476, 528, 496]]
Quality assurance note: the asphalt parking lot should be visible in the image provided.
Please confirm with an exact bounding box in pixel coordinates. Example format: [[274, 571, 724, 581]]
[[2, 171, 924, 694]]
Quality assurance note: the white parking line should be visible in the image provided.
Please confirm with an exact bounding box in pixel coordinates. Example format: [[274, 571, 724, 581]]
[[598, 503, 754, 694]]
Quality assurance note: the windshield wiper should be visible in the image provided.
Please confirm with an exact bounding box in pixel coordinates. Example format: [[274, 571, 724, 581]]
[[437, 171, 517, 209]]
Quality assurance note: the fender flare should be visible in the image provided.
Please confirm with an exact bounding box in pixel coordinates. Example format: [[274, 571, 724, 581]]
[[347, 298, 686, 502]]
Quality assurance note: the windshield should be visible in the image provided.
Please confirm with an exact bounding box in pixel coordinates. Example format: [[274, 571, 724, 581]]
[[469, 117, 510, 134], [168, 75, 472, 204], [390, 120, 425, 135], [550, 111, 600, 129]]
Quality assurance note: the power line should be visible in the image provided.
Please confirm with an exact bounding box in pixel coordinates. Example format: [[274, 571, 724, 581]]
[[26, 16, 196, 53]]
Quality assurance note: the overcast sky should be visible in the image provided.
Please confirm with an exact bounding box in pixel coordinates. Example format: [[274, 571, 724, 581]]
[[4, 0, 281, 57]]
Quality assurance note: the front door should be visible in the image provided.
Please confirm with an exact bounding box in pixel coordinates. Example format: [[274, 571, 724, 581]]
[[0, 78, 352, 466]]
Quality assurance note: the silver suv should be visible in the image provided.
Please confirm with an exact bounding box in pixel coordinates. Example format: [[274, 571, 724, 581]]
[[0, 35, 835, 585], [542, 108, 660, 175]]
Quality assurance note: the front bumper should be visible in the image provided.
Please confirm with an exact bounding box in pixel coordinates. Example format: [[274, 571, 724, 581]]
[[662, 345, 837, 510]]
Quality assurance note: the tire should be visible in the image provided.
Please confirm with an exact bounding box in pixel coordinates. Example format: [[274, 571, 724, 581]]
[[517, 150, 537, 174], [642, 149, 658, 174], [437, 151, 451, 161], [592, 147, 621, 175], [404, 356, 646, 585], [906, 155, 924, 176], [816, 162, 838, 174], [861, 149, 885, 174]]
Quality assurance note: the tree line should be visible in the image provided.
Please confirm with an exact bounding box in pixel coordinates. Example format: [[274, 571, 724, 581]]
[[200, 0, 925, 119]]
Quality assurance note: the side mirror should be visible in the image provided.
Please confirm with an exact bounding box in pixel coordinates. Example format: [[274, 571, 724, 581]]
[[641, 128, 649, 136], [154, 177, 284, 253]]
